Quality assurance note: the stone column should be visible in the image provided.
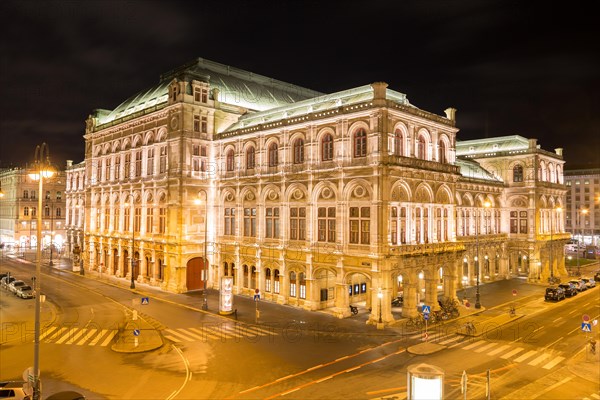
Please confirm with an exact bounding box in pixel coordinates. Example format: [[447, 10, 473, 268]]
[[402, 283, 419, 318]]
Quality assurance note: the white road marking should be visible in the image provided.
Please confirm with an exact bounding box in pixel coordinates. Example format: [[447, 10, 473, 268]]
[[488, 344, 511, 355], [542, 356, 565, 370], [514, 350, 538, 363], [500, 347, 524, 359]]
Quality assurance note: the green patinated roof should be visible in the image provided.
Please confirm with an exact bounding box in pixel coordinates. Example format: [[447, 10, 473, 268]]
[[223, 85, 410, 132], [455, 135, 530, 156], [96, 58, 324, 126], [456, 158, 503, 183]]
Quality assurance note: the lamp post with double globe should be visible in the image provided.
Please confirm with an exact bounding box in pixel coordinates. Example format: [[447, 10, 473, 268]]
[[28, 143, 55, 400]]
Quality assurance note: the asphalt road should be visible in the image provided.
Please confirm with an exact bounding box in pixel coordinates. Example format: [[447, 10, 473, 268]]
[[1, 254, 598, 399]]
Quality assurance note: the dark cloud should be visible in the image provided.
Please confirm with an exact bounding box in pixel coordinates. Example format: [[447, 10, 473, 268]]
[[1, 0, 598, 169]]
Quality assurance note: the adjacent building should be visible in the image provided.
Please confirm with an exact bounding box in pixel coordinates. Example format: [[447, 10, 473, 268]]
[[0, 167, 67, 261], [564, 168, 600, 247], [64, 58, 569, 323]]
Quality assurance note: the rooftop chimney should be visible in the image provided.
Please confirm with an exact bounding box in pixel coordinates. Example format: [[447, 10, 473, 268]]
[[444, 107, 457, 122]]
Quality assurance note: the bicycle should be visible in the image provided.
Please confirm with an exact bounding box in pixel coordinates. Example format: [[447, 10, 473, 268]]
[[509, 305, 516, 317], [464, 321, 476, 335], [406, 315, 425, 330]]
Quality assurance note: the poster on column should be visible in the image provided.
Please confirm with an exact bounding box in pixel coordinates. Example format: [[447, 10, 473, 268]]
[[219, 276, 234, 315]]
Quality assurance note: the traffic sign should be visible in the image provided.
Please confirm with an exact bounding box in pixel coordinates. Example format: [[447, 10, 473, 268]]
[[133, 329, 140, 336], [581, 322, 592, 332], [423, 313, 429, 321], [465, 301, 471, 308], [512, 289, 517, 296], [141, 297, 149, 305], [422, 305, 431, 314], [583, 314, 590, 322]]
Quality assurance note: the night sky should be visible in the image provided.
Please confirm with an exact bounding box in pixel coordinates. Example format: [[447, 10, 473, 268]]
[[1, 0, 599, 169]]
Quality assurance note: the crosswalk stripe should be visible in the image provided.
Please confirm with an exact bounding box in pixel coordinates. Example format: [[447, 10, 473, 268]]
[[55, 328, 78, 344], [76, 329, 98, 345], [100, 330, 117, 346], [243, 326, 276, 336], [501, 347, 524, 359], [542, 356, 565, 370], [248, 325, 277, 335], [514, 350, 538, 363], [39, 326, 58, 340], [88, 329, 108, 346], [475, 342, 499, 353], [66, 328, 87, 345], [165, 329, 196, 341], [590, 393, 600, 399], [463, 340, 486, 350], [189, 327, 220, 340], [206, 326, 237, 339], [488, 344, 511, 355], [528, 353, 551, 366], [438, 335, 462, 345], [47, 327, 67, 341], [164, 335, 180, 343], [240, 326, 268, 337], [176, 328, 205, 341], [221, 325, 243, 338]]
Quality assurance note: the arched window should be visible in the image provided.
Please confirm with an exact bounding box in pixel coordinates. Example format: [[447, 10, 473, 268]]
[[394, 129, 403, 156], [289, 271, 297, 297], [246, 147, 255, 169], [226, 149, 235, 172], [299, 272, 306, 299], [322, 134, 333, 161], [274, 269, 280, 294], [268, 143, 278, 167], [438, 140, 446, 163], [293, 138, 304, 164], [513, 165, 524, 182], [251, 266, 257, 288], [265, 268, 272, 292], [243, 264, 249, 287], [353, 129, 367, 158], [418, 136, 427, 160]]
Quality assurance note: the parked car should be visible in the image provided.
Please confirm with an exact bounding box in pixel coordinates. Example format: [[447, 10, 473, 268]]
[[0, 272, 8, 281], [15, 285, 34, 299], [558, 283, 578, 297], [545, 286, 566, 301], [0, 381, 29, 400], [1, 276, 16, 289], [569, 279, 587, 292], [581, 278, 596, 289], [8, 280, 26, 294], [594, 271, 600, 282]]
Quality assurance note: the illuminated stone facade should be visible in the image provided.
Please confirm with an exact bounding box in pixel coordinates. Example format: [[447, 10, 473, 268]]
[[65, 58, 568, 323], [0, 167, 67, 256]]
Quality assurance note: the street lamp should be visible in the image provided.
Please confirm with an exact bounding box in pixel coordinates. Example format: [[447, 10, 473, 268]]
[[124, 195, 136, 289], [195, 190, 209, 311], [28, 143, 55, 400], [475, 200, 491, 309], [377, 288, 383, 324], [549, 206, 562, 281], [46, 202, 54, 267]]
